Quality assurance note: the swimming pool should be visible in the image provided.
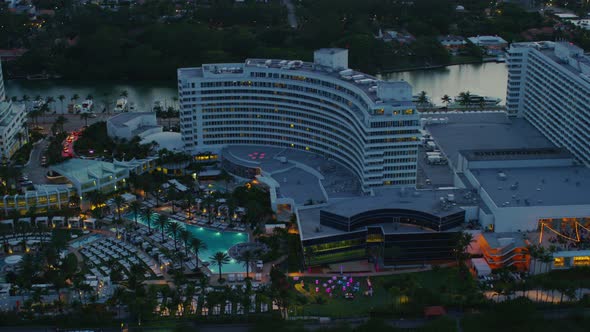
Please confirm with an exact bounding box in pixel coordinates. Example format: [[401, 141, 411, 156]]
[[125, 212, 248, 273], [69, 234, 102, 249]]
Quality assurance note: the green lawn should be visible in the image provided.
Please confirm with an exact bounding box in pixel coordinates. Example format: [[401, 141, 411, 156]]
[[291, 268, 479, 318]]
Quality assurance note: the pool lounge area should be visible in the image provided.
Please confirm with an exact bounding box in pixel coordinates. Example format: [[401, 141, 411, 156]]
[[126, 212, 248, 273]]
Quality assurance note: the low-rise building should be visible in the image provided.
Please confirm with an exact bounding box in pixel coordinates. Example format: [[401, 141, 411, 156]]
[[438, 35, 467, 54], [106, 112, 162, 140], [377, 29, 416, 44], [478, 232, 530, 271], [468, 35, 508, 55]]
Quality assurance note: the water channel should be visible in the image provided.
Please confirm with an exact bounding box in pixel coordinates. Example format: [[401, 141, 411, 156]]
[[5, 62, 508, 110]]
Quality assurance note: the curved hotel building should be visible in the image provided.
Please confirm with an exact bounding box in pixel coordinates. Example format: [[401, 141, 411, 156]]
[[178, 49, 420, 191]]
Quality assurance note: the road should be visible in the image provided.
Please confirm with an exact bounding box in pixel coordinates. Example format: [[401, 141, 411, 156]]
[[282, 0, 298, 29], [22, 138, 49, 185]]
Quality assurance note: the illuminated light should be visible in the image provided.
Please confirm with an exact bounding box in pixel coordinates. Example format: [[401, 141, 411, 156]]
[[216, 232, 221, 236], [305, 147, 310, 151], [290, 124, 294, 128]]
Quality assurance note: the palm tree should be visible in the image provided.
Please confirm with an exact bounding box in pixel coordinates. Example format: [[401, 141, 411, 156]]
[[478, 99, 486, 111], [166, 187, 178, 214], [155, 214, 169, 243], [58, 95, 66, 113], [453, 231, 474, 267], [210, 251, 230, 282], [46, 96, 55, 113], [237, 250, 258, 280], [55, 115, 68, 133], [120, 90, 128, 98], [15, 132, 24, 147], [167, 221, 182, 252], [416, 90, 429, 106], [204, 195, 215, 224], [457, 91, 472, 107], [441, 94, 452, 107], [113, 195, 125, 223], [179, 229, 191, 257], [190, 238, 207, 271], [166, 106, 175, 129], [129, 201, 142, 229], [88, 190, 106, 218], [142, 207, 153, 234], [21, 95, 30, 109], [71, 94, 80, 105], [80, 112, 91, 127]]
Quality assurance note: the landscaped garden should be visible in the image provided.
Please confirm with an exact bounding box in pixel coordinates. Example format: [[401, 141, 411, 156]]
[[289, 267, 483, 318]]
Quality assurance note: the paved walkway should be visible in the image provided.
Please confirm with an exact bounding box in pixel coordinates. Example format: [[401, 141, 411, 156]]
[[288, 266, 434, 278]]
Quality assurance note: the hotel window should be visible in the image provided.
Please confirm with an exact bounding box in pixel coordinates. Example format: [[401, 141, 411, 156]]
[[573, 256, 590, 266], [553, 257, 565, 267]]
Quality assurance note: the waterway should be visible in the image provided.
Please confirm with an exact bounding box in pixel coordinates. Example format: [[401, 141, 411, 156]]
[[4, 80, 177, 112], [379, 62, 508, 105], [5, 62, 508, 109]]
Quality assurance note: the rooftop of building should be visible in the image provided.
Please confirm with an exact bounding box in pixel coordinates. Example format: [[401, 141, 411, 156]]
[[141, 131, 183, 152], [222, 145, 361, 205], [178, 56, 414, 105], [468, 35, 508, 44], [460, 147, 572, 162], [298, 187, 471, 240], [510, 41, 590, 79], [50, 158, 129, 186], [481, 232, 529, 249], [298, 206, 454, 240], [423, 112, 555, 167], [328, 187, 475, 218], [107, 112, 155, 128], [473, 165, 590, 207]]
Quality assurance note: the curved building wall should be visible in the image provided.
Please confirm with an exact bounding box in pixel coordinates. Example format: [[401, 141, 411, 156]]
[[321, 208, 465, 233], [178, 56, 420, 191]]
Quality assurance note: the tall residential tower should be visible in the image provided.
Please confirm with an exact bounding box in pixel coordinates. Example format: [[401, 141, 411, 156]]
[[506, 41, 590, 166], [178, 49, 420, 191]]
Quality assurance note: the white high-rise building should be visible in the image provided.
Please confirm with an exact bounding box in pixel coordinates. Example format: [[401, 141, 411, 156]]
[[0, 58, 28, 160], [0, 58, 5, 101], [506, 41, 590, 166], [178, 49, 421, 191]]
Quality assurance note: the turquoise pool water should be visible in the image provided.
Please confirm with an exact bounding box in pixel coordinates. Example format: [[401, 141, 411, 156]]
[[69, 234, 102, 249], [125, 212, 247, 273]]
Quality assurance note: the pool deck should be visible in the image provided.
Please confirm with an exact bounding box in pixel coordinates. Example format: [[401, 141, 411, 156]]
[[223, 145, 362, 205]]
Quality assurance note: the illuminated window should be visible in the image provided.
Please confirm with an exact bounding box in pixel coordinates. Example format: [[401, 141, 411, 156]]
[[553, 257, 565, 267], [404, 109, 414, 115], [573, 256, 590, 266]]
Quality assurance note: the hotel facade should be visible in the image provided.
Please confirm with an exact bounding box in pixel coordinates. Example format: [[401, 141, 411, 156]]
[[0, 58, 28, 160], [178, 49, 420, 191], [506, 41, 590, 167]]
